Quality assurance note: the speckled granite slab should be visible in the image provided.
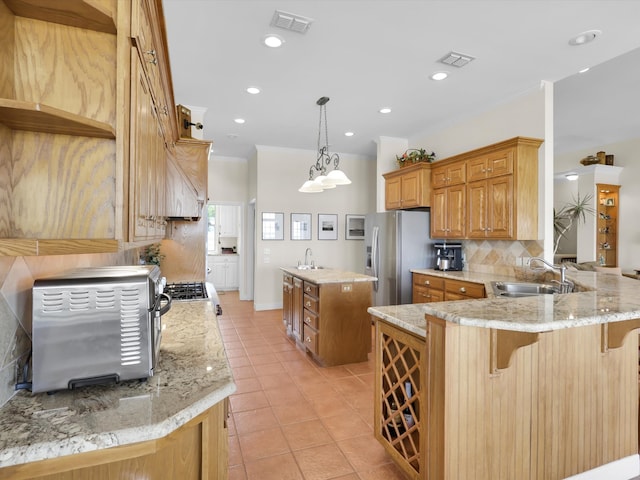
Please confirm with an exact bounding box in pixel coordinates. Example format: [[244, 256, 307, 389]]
[[370, 269, 640, 335], [0, 300, 235, 468], [280, 267, 376, 284]]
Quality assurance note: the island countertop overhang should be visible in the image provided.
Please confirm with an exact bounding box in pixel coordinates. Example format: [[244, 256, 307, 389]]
[[369, 269, 640, 335], [280, 266, 376, 284]]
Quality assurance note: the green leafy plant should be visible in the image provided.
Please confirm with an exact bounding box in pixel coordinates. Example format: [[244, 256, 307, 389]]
[[141, 243, 165, 265], [396, 148, 436, 167], [553, 193, 594, 254]]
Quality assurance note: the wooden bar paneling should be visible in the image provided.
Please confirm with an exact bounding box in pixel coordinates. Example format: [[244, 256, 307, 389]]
[[424, 315, 639, 480]]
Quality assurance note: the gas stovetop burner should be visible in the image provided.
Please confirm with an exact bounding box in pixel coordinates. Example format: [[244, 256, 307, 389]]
[[165, 282, 208, 301]]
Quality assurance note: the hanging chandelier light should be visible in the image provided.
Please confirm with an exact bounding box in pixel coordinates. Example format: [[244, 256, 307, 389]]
[[298, 96, 351, 193]]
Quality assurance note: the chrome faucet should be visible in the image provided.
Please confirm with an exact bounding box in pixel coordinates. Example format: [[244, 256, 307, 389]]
[[304, 248, 313, 266], [528, 257, 573, 293]]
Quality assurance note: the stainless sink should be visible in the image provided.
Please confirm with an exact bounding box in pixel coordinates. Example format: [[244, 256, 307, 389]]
[[491, 281, 561, 298], [296, 265, 324, 270]]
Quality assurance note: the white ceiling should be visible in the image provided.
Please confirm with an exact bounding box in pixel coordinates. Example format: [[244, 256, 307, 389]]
[[162, 1, 640, 160]]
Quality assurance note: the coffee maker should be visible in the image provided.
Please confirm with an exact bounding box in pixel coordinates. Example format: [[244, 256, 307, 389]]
[[434, 242, 463, 271]]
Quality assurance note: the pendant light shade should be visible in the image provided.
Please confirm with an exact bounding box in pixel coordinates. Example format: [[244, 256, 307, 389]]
[[298, 180, 323, 193], [299, 96, 350, 193], [326, 169, 351, 185]]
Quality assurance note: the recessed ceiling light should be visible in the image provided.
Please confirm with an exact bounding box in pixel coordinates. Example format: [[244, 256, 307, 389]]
[[578, 67, 590, 74], [227, 134, 238, 139], [234, 118, 245, 124], [246, 86, 261, 94], [263, 34, 284, 48], [344, 132, 354, 137], [565, 173, 579, 181], [569, 30, 601, 46], [379, 107, 391, 114], [430, 72, 448, 81]]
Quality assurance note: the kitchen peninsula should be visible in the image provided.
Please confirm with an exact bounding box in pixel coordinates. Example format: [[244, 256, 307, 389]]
[[369, 270, 640, 480], [281, 267, 376, 366], [0, 299, 234, 479]]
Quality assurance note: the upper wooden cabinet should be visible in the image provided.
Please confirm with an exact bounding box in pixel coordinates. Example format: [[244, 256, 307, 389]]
[[466, 148, 514, 182], [431, 137, 542, 240], [0, 0, 201, 255], [165, 138, 210, 219], [431, 160, 466, 188], [383, 162, 432, 210]]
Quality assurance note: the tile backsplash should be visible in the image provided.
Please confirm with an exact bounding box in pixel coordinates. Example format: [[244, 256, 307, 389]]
[[463, 239, 544, 276], [0, 249, 140, 407]]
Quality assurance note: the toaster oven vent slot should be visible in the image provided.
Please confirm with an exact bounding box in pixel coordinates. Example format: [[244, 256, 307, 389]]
[[120, 296, 142, 366], [95, 289, 116, 309], [40, 292, 64, 312], [69, 290, 90, 311]]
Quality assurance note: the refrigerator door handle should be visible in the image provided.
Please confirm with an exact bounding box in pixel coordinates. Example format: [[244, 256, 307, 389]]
[[372, 226, 379, 292]]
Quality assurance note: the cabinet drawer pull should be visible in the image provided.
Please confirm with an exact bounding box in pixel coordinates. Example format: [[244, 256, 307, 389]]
[[305, 301, 311, 307], [305, 286, 311, 292], [305, 316, 311, 324], [424, 280, 430, 285], [459, 287, 466, 293], [305, 337, 311, 343]]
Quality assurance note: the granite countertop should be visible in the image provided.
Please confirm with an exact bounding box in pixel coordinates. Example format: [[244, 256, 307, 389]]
[[280, 266, 377, 284], [0, 299, 235, 469], [370, 268, 640, 336]]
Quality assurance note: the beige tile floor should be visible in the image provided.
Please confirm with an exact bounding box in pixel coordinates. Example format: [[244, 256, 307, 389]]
[[217, 291, 407, 480]]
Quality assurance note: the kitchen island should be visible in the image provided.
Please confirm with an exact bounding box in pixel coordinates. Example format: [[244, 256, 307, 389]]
[[280, 267, 376, 366], [369, 269, 640, 480], [0, 299, 234, 479]]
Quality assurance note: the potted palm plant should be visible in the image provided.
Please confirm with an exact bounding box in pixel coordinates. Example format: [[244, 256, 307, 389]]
[[553, 193, 594, 254]]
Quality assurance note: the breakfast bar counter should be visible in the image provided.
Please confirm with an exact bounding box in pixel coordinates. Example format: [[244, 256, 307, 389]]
[[368, 270, 640, 480], [0, 299, 235, 478]]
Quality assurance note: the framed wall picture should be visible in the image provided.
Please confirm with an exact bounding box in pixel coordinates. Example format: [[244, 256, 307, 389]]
[[318, 214, 338, 240], [261, 212, 284, 240], [345, 214, 365, 240], [291, 213, 312, 240]]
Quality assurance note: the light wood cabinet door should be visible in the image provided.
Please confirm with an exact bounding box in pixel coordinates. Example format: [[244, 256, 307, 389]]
[[431, 160, 465, 188], [467, 175, 513, 239], [385, 176, 403, 210], [383, 163, 431, 210], [431, 186, 465, 239], [292, 277, 303, 342], [467, 148, 514, 182]]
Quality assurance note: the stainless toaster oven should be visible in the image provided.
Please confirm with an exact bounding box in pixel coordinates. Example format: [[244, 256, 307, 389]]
[[31, 265, 171, 394]]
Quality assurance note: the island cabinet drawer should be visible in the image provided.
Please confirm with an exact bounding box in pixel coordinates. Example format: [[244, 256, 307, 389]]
[[304, 294, 319, 314], [303, 324, 319, 355], [303, 310, 319, 330], [413, 273, 444, 290], [445, 279, 485, 299], [303, 281, 319, 298]]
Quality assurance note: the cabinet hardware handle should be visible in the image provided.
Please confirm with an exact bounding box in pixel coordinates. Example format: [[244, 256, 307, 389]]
[[305, 286, 310, 292], [487, 167, 493, 172], [145, 49, 157, 65], [305, 337, 311, 343], [460, 287, 467, 293], [425, 280, 430, 285], [305, 301, 311, 307]]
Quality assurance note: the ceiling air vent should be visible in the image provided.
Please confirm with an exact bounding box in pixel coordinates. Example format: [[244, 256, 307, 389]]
[[270, 10, 314, 34], [438, 51, 475, 68]]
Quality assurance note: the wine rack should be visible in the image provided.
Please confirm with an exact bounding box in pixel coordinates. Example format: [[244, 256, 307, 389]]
[[375, 321, 424, 479], [596, 183, 619, 267]]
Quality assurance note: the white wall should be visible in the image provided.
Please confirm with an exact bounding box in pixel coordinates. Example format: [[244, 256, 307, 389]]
[[208, 156, 248, 203], [253, 145, 376, 310]]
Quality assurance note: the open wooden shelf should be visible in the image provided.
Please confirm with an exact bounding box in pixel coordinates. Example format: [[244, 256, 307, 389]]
[[4, 0, 116, 34], [0, 99, 116, 139]]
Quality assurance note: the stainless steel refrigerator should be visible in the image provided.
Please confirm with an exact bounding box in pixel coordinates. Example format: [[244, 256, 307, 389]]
[[364, 211, 435, 306]]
